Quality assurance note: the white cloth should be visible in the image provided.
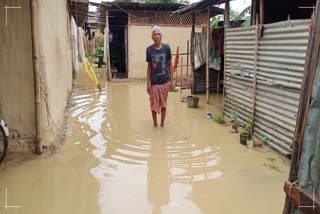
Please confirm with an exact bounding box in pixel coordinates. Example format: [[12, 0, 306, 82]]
[[71, 17, 79, 73], [77, 27, 86, 64]]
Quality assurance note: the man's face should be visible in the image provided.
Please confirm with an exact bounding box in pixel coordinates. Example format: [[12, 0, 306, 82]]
[[152, 30, 162, 44]]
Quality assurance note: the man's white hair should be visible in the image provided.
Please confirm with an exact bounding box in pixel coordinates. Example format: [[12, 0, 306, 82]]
[[151, 25, 162, 35]]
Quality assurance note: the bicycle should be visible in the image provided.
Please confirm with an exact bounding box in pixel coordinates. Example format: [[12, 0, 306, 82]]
[[0, 118, 9, 164]]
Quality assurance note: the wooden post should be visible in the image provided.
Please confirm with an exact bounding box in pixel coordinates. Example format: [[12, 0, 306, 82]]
[[217, 71, 220, 94], [105, 10, 111, 81], [251, 15, 260, 119], [260, 0, 264, 24], [225, 0, 230, 28], [180, 57, 183, 94], [187, 40, 189, 76], [251, 0, 257, 25], [191, 12, 195, 94], [206, 6, 211, 104]]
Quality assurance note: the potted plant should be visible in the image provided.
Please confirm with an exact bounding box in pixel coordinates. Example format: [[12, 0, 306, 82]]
[[243, 118, 254, 140]]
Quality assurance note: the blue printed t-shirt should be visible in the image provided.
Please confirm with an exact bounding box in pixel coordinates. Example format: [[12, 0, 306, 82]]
[[146, 43, 172, 85]]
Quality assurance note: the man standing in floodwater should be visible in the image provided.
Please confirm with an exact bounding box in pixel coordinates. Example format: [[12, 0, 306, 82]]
[[146, 26, 174, 127]]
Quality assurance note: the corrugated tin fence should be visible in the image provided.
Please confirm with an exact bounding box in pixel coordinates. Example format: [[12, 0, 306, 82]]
[[224, 20, 310, 155]]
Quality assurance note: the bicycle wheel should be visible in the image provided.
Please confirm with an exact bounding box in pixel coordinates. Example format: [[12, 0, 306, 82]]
[[0, 119, 9, 164]]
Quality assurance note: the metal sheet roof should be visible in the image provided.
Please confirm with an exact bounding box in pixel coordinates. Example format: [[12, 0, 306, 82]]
[[173, 0, 227, 15]]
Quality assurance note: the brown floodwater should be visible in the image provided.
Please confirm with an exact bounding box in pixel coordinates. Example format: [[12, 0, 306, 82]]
[[0, 69, 289, 214]]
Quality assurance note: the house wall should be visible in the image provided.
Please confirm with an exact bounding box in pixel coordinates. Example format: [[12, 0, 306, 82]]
[[0, 0, 73, 150], [36, 0, 73, 146], [128, 26, 202, 79], [0, 0, 36, 145]]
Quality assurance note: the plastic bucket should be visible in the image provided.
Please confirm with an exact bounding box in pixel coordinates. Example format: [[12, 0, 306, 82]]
[[187, 96, 199, 108]]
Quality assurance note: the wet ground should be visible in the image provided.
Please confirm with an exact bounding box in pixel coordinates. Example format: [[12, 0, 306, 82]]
[[0, 68, 289, 214]]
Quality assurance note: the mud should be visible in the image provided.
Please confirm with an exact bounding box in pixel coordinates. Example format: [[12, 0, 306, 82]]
[[0, 68, 289, 214]]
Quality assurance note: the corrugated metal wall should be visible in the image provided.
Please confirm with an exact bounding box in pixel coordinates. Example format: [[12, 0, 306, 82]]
[[224, 20, 310, 155]]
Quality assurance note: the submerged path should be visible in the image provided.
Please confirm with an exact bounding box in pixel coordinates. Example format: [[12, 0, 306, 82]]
[[0, 69, 289, 213]]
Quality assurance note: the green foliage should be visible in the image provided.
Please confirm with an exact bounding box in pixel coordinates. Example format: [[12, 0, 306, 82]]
[[242, 16, 251, 27], [260, 136, 268, 144], [211, 16, 220, 28], [213, 113, 226, 124], [231, 112, 239, 126], [86, 53, 96, 64], [178, 0, 189, 4], [230, 6, 251, 27], [230, 6, 251, 21], [243, 118, 253, 133], [95, 42, 104, 58]]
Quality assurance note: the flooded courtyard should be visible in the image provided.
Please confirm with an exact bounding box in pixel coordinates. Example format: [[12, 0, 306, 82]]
[[0, 69, 290, 214]]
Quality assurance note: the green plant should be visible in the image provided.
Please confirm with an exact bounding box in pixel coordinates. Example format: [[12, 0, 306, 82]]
[[213, 113, 226, 124], [86, 53, 96, 64], [242, 15, 251, 27], [211, 16, 220, 28], [260, 136, 268, 144], [95, 43, 104, 58], [231, 112, 239, 126], [242, 118, 254, 139]]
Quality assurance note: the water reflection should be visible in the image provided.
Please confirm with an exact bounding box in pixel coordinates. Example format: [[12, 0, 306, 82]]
[[147, 130, 170, 214]]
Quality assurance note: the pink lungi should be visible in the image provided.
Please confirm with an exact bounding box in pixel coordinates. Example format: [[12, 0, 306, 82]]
[[149, 82, 171, 114]]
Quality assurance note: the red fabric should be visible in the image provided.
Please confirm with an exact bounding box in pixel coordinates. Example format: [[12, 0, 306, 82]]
[[149, 82, 171, 113], [173, 47, 179, 73]]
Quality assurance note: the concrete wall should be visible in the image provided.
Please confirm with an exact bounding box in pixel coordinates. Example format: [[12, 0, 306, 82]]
[[128, 26, 202, 79], [0, 0, 36, 143], [36, 0, 73, 146]]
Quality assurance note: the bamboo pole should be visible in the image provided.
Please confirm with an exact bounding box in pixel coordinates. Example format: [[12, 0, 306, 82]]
[[105, 10, 111, 81], [30, 0, 43, 154], [180, 57, 183, 94], [206, 6, 211, 104], [251, 15, 260, 119], [186, 40, 189, 76]]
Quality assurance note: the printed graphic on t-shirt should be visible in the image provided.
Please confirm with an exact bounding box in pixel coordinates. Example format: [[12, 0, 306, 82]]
[[152, 53, 166, 76]]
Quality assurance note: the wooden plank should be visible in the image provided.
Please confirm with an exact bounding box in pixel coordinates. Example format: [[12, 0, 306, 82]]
[[284, 181, 320, 213]]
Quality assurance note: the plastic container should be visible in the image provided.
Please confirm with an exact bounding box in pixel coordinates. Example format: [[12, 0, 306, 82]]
[[187, 96, 199, 108], [240, 133, 248, 145]]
